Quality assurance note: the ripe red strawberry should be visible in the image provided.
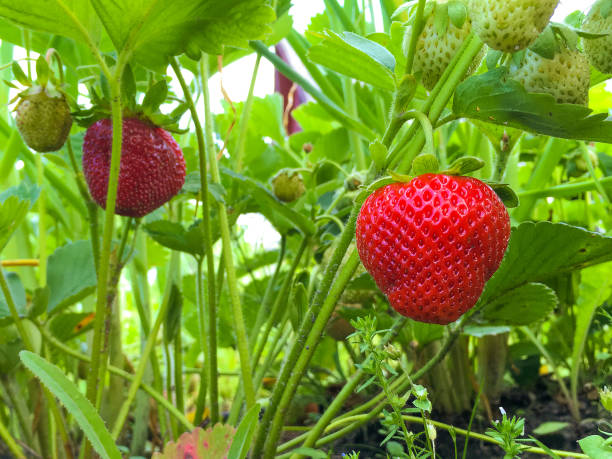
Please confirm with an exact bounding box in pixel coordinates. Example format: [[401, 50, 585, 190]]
[[356, 174, 510, 325], [82, 118, 186, 217]]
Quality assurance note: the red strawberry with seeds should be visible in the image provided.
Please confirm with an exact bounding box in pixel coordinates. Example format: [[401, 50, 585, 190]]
[[356, 174, 510, 325], [83, 117, 186, 218]]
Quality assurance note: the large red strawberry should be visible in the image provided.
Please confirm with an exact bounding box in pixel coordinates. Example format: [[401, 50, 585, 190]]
[[83, 118, 185, 217], [356, 174, 510, 325]]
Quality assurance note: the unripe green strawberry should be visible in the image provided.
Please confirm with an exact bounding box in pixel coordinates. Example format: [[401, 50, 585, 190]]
[[583, 0, 612, 74], [15, 87, 72, 152], [470, 0, 559, 52], [356, 174, 510, 325], [414, 1, 474, 90], [510, 48, 590, 105], [271, 169, 305, 202]]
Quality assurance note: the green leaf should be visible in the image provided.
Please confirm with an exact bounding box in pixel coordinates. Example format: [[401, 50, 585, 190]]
[[481, 283, 558, 326], [479, 222, 612, 307], [532, 421, 570, 436], [453, 68, 612, 143], [462, 325, 511, 337], [163, 284, 183, 343], [341, 32, 396, 72], [90, 0, 275, 71], [369, 139, 388, 170], [0, 272, 26, 322], [0, 183, 40, 253], [142, 80, 168, 114], [228, 403, 261, 459], [308, 31, 396, 91], [144, 220, 204, 257], [19, 351, 122, 459], [222, 168, 316, 236], [0, 1, 101, 47], [578, 435, 612, 458], [47, 241, 97, 314]]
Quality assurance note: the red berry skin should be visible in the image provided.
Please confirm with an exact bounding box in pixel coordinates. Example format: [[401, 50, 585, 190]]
[[82, 118, 186, 218], [356, 174, 510, 325]]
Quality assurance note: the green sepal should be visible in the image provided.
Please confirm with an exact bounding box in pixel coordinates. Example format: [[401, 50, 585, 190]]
[[433, 2, 449, 36], [447, 1, 467, 29], [35, 55, 50, 88], [440, 156, 484, 175], [356, 176, 396, 203], [142, 80, 169, 115], [410, 153, 439, 176], [12, 62, 30, 87], [389, 170, 414, 183], [121, 64, 137, 111], [486, 182, 520, 208], [369, 139, 388, 170]]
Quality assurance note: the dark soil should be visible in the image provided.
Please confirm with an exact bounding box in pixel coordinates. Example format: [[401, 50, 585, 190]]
[[305, 378, 611, 458]]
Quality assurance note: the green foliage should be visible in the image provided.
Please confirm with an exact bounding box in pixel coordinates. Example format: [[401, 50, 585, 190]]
[[454, 68, 612, 143], [0, 183, 39, 253], [19, 351, 122, 459], [46, 241, 97, 314], [151, 423, 236, 458]]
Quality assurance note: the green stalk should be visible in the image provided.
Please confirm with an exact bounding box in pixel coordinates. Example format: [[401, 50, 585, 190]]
[[251, 237, 309, 370], [343, 78, 366, 170], [66, 139, 100, 267], [174, 309, 184, 424], [287, 318, 407, 458], [249, 235, 287, 345], [404, 0, 426, 75], [39, 325, 194, 431], [579, 142, 610, 203], [263, 250, 361, 457], [389, 33, 483, 171], [170, 58, 219, 423], [2, 377, 34, 448], [235, 53, 261, 172], [193, 260, 209, 424], [110, 262, 177, 439], [250, 40, 376, 141], [200, 55, 256, 409], [251, 202, 362, 457], [0, 409, 25, 458], [35, 155, 46, 286], [85, 62, 125, 408], [0, 267, 32, 350]]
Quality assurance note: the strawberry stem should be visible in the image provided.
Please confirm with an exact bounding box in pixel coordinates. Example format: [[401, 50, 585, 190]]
[[200, 55, 256, 411], [170, 57, 219, 424]]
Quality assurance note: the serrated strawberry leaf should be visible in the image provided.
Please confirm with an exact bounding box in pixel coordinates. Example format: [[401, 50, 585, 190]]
[[91, 0, 275, 72], [453, 68, 612, 143], [480, 283, 557, 325], [144, 220, 205, 257], [308, 31, 396, 91], [477, 222, 612, 315]]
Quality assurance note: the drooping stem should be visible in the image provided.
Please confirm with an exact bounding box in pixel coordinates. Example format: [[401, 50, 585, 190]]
[[35, 155, 46, 287], [200, 55, 256, 409], [170, 57, 219, 423]]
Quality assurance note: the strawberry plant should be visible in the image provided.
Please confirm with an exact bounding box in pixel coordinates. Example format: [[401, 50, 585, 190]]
[[0, 1, 611, 459]]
